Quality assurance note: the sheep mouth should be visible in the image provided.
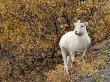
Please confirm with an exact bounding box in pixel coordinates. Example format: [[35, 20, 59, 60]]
[[75, 32, 83, 36]]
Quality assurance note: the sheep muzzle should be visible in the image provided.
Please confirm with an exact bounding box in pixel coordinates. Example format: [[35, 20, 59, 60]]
[[75, 31, 83, 36]]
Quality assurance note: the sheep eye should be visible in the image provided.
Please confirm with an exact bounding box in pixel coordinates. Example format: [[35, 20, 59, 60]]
[[81, 26, 83, 28]]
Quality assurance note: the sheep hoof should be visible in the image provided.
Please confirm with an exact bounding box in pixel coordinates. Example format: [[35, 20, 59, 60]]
[[82, 60, 86, 64], [64, 69, 70, 75], [64, 71, 70, 75]]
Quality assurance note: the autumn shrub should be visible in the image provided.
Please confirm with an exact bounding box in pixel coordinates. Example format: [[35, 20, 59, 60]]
[[0, 0, 110, 81]]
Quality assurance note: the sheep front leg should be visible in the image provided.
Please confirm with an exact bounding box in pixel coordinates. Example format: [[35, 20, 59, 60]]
[[61, 49, 69, 74], [70, 51, 75, 66], [82, 50, 86, 63]]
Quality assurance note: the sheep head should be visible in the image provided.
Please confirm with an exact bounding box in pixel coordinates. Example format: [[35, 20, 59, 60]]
[[74, 20, 88, 36]]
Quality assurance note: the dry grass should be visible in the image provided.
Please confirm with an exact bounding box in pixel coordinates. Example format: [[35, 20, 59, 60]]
[[45, 52, 108, 82]]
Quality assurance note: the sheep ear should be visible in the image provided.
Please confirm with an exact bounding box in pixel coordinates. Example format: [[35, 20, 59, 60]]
[[85, 22, 88, 26]]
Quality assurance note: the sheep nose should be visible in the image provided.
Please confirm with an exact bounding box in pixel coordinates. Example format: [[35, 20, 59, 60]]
[[75, 31, 78, 34]]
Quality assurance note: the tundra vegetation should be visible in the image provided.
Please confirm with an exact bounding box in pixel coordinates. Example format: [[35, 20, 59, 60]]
[[0, 0, 110, 82]]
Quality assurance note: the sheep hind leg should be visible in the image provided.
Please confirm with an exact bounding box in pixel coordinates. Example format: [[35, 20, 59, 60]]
[[70, 51, 75, 68], [67, 55, 71, 67], [82, 50, 86, 63], [61, 49, 69, 74]]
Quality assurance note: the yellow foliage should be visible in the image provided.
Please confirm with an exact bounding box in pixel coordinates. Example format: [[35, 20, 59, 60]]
[[0, 0, 110, 81]]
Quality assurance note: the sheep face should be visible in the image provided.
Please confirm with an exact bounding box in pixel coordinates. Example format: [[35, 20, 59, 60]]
[[74, 20, 88, 36]]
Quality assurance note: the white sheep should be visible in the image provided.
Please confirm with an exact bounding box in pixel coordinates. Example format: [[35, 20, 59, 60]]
[[59, 20, 91, 74]]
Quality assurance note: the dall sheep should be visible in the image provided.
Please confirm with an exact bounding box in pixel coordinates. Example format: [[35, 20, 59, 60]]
[[59, 20, 91, 74]]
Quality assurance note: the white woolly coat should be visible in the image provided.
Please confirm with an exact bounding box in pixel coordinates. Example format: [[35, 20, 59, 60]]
[[59, 31, 91, 53]]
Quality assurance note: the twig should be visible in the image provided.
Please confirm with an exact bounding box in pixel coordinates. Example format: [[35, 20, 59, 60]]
[[36, 47, 57, 72]]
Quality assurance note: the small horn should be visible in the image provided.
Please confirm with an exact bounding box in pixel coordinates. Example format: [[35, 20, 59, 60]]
[[74, 17, 78, 22], [80, 16, 87, 22]]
